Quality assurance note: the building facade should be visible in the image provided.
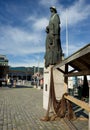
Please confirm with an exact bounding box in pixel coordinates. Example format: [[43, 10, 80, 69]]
[[0, 55, 9, 85], [8, 66, 44, 81]]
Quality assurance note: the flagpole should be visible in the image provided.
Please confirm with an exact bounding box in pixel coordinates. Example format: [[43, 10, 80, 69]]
[[66, 9, 69, 57], [37, 56, 40, 87]]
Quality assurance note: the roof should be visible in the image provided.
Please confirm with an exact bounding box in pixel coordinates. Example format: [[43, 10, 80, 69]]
[[53, 43, 90, 76], [10, 67, 26, 71]]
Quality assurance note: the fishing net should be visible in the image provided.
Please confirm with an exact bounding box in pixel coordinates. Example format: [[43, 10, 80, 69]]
[[40, 67, 76, 121]]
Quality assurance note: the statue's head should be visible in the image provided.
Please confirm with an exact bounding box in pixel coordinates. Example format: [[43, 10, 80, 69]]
[[50, 6, 57, 13]]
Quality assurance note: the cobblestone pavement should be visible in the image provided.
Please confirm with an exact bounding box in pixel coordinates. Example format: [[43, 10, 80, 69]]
[[0, 87, 88, 130]]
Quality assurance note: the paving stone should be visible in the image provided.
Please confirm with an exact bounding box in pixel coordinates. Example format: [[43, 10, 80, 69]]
[[0, 87, 88, 130]]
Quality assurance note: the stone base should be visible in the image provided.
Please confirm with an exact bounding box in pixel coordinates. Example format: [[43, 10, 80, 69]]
[[43, 66, 52, 110]]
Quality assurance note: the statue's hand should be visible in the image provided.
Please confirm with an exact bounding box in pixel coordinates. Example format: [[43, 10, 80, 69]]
[[50, 43, 53, 45], [49, 33, 55, 39], [52, 34, 55, 39], [49, 43, 55, 49]]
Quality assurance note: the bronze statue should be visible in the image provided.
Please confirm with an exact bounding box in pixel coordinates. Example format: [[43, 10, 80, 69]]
[[44, 6, 62, 68]]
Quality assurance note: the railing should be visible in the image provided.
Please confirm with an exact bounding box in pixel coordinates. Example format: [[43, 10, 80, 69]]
[[64, 94, 90, 112]]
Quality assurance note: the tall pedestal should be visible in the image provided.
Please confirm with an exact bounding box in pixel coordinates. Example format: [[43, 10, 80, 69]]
[[43, 66, 52, 110], [43, 65, 66, 110], [88, 86, 90, 130]]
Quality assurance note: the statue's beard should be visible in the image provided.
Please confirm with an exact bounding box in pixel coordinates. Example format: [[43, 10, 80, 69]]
[[51, 12, 55, 16]]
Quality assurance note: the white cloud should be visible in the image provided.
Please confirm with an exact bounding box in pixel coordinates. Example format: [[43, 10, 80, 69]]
[[62, 41, 87, 57], [26, 16, 36, 22], [9, 57, 44, 67], [39, 0, 57, 7], [60, 0, 90, 29], [0, 25, 45, 56], [26, 16, 49, 31], [1, 26, 38, 43], [33, 17, 48, 30]]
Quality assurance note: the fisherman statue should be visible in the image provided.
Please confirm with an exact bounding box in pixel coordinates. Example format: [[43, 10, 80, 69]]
[[44, 6, 62, 68]]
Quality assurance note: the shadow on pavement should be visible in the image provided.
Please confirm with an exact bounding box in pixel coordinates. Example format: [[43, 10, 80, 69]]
[[7, 85, 33, 89]]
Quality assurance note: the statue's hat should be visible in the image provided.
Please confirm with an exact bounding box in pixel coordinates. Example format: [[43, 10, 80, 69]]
[[50, 6, 57, 12]]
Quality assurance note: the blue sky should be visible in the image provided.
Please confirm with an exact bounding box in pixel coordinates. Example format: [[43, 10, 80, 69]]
[[0, 0, 90, 67]]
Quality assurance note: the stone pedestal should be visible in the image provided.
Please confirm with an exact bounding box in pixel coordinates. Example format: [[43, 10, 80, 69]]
[[88, 86, 90, 130], [43, 65, 66, 110], [43, 66, 51, 110]]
